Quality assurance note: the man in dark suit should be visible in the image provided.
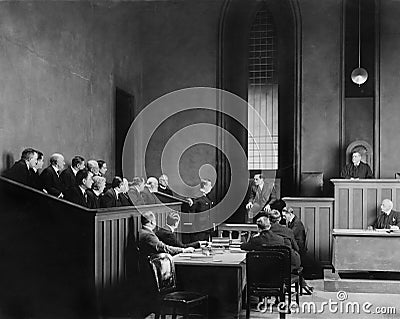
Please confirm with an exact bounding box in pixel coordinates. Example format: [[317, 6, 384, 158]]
[[155, 212, 205, 248], [241, 216, 285, 251], [341, 151, 373, 179], [246, 174, 277, 223], [268, 209, 301, 271], [371, 198, 400, 229], [3, 148, 38, 186], [64, 169, 93, 208], [282, 207, 306, 254], [139, 211, 194, 258], [30, 150, 44, 191], [188, 179, 214, 242], [60, 155, 85, 193], [40, 153, 65, 198], [142, 177, 160, 205], [158, 174, 173, 196], [128, 177, 146, 206], [119, 178, 134, 206], [100, 176, 124, 208]]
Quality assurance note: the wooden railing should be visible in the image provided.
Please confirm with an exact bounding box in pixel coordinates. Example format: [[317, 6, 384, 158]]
[[0, 176, 182, 317], [217, 223, 258, 242], [331, 179, 400, 229], [283, 197, 334, 267]]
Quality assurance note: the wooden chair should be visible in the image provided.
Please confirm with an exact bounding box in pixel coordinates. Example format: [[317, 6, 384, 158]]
[[246, 250, 287, 319], [148, 253, 208, 318]]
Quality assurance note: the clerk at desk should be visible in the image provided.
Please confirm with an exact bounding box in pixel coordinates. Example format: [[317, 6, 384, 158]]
[[341, 151, 373, 179], [370, 199, 400, 230]]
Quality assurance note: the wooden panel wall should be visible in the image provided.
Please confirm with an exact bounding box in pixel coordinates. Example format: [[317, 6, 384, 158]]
[[331, 179, 400, 229], [283, 197, 334, 266]]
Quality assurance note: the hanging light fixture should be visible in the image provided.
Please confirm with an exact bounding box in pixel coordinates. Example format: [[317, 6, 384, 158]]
[[351, 0, 368, 86]]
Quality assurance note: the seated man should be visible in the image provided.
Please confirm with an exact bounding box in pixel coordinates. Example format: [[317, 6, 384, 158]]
[[268, 210, 301, 270], [87, 160, 100, 177], [129, 177, 146, 206], [60, 155, 85, 193], [139, 211, 194, 258], [371, 198, 400, 230], [158, 174, 173, 196], [30, 150, 45, 191], [282, 207, 306, 255], [86, 175, 106, 209], [100, 176, 124, 208], [341, 151, 373, 179], [40, 153, 65, 198], [245, 174, 277, 223], [64, 169, 93, 208], [119, 178, 134, 206], [240, 216, 285, 251], [141, 177, 160, 205], [156, 212, 205, 248], [3, 148, 38, 187]]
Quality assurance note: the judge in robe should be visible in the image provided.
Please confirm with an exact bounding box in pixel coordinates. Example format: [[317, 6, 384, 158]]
[[141, 177, 160, 205], [3, 148, 38, 187], [100, 176, 123, 208], [341, 151, 373, 179], [64, 169, 93, 208], [40, 153, 65, 198], [86, 175, 106, 209], [371, 199, 400, 230], [155, 211, 205, 248], [245, 174, 277, 223], [60, 155, 85, 193], [158, 174, 173, 196], [128, 177, 146, 206]]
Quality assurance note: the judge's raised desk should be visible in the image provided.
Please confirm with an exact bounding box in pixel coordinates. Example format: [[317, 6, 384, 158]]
[[331, 179, 400, 229], [0, 176, 184, 318]]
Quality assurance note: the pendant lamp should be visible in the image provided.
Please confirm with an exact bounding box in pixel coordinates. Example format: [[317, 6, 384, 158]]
[[351, 0, 368, 86]]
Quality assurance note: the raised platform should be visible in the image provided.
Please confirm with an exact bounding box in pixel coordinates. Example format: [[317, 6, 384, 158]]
[[324, 269, 400, 294]]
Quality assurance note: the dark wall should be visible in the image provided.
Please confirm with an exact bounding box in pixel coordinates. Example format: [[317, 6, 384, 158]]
[[0, 1, 223, 184]]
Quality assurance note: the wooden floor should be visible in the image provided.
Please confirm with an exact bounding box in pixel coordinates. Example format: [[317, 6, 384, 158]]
[[108, 278, 400, 319]]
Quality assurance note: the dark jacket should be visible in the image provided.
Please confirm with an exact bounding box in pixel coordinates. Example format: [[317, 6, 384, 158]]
[[60, 167, 77, 193], [158, 185, 173, 196], [29, 168, 43, 191], [270, 223, 299, 252], [240, 229, 285, 251], [139, 227, 184, 258], [141, 188, 160, 205], [155, 226, 200, 248], [40, 165, 63, 197], [3, 160, 31, 186], [373, 210, 400, 229], [287, 216, 307, 254], [341, 161, 373, 179], [65, 186, 90, 208], [86, 188, 102, 209], [119, 192, 134, 206], [100, 188, 121, 208], [128, 188, 145, 206]]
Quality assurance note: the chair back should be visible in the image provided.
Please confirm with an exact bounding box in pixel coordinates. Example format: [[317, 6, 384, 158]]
[[149, 253, 177, 294], [246, 250, 286, 291], [261, 245, 293, 280]]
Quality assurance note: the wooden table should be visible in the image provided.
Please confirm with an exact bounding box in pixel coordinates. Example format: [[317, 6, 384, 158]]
[[332, 229, 400, 272], [173, 250, 247, 318]]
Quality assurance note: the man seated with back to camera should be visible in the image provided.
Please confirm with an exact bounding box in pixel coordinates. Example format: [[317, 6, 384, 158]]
[[369, 198, 400, 230], [341, 151, 373, 179], [156, 211, 207, 248]]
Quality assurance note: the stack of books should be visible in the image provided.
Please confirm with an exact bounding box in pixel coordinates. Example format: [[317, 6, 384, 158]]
[[211, 237, 230, 248]]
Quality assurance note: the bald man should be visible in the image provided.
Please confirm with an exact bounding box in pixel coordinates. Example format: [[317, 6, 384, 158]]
[[40, 153, 65, 198]]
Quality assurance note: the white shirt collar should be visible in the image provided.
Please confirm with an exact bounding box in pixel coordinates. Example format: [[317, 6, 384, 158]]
[[79, 185, 86, 196], [72, 167, 79, 175], [166, 224, 174, 233], [143, 225, 153, 232]]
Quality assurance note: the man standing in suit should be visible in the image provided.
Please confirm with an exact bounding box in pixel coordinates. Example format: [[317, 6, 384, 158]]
[[3, 148, 38, 186], [158, 174, 173, 196], [246, 174, 277, 223], [240, 216, 285, 251], [100, 176, 124, 208], [128, 177, 146, 206], [341, 151, 373, 179], [371, 199, 400, 230], [65, 169, 93, 208], [155, 212, 205, 248], [40, 153, 65, 198], [188, 179, 214, 242], [60, 155, 85, 193]]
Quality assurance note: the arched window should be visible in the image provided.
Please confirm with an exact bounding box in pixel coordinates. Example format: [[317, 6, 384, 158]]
[[248, 4, 278, 170]]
